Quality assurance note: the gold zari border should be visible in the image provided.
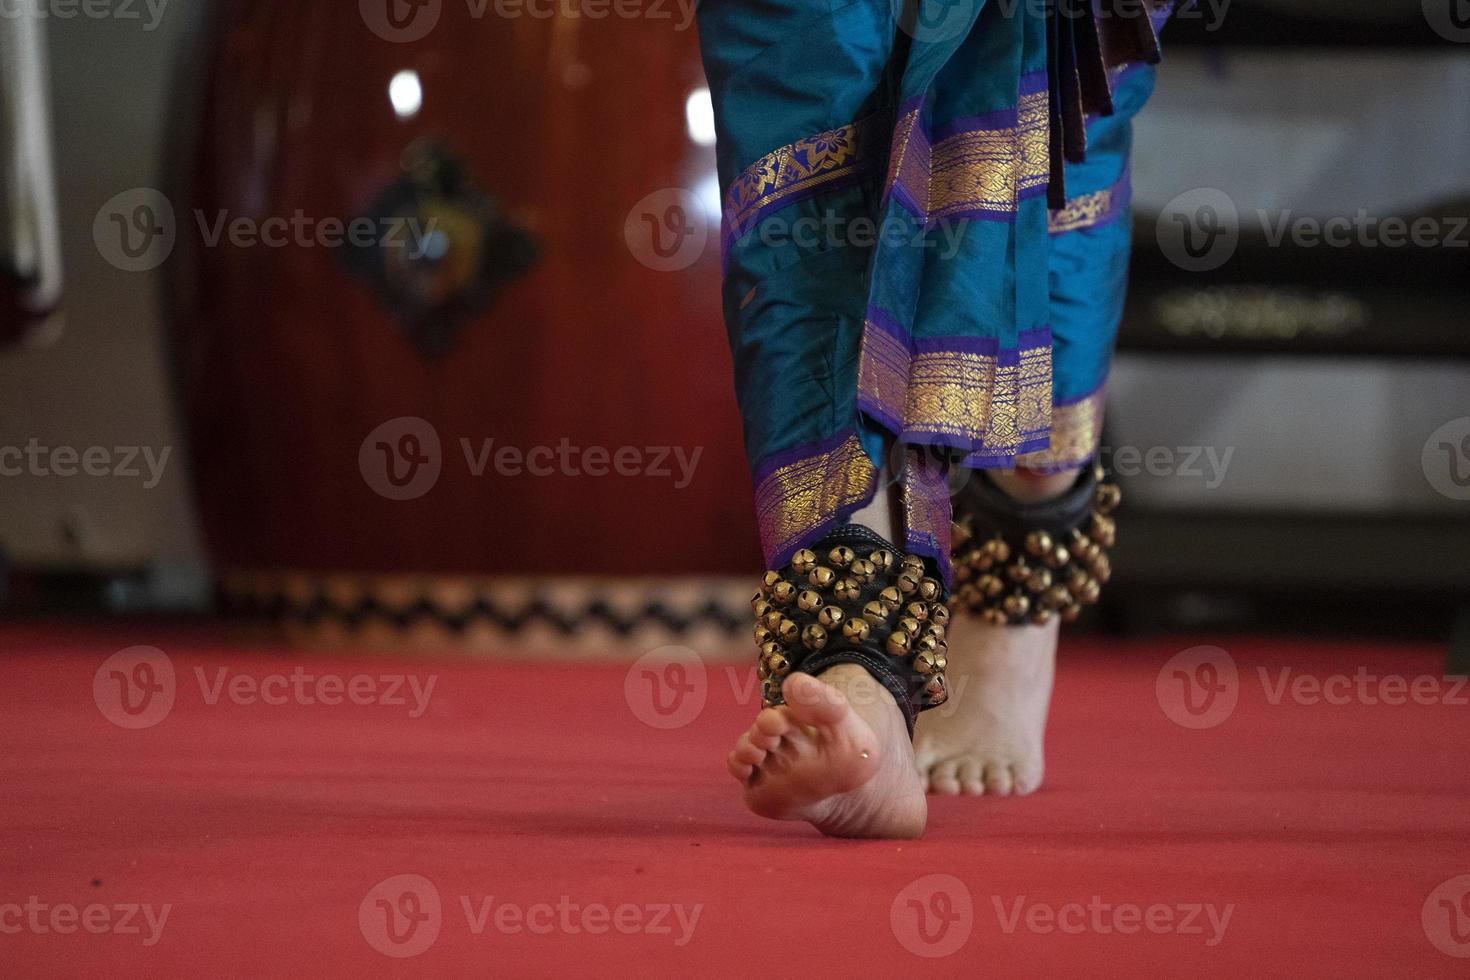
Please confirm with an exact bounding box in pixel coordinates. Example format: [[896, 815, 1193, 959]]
[[1048, 186, 1117, 234], [725, 118, 874, 231], [754, 434, 877, 563]]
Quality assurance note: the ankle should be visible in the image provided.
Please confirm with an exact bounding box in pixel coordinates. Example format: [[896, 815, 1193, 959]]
[[986, 466, 1081, 503]]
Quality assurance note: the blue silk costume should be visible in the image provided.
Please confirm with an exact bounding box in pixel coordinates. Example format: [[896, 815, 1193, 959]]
[[696, 0, 1175, 581]]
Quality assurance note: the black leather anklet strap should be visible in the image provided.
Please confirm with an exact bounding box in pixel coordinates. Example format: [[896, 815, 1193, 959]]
[[951, 464, 1120, 626], [752, 525, 949, 737]]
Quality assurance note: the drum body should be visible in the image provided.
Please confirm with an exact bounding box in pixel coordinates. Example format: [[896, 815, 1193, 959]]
[[174, 2, 758, 646]]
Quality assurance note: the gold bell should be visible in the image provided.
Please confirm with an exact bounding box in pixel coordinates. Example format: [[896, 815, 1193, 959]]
[[776, 618, 800, 644], [770, 580, 796, 605], [1044, 545, 1070, 569], [878, 586, 903, 611], [752, 597, 772, 619], [982, 538, 1011, 562], [862, 601, 889, 625], [763, 649, 791, 675], [917, 577, 942, 603], [1007, 560, 1031, 584], [903, 601, 929, 622], [833, 577, 861, 603], [967, 551, 994, 572], [924, 623, 946, 644], [896, 572, 920, 595], [1025, 530, 1053, 556], [1030, 607, 1053, 626], [797, 589, 823, 612], [1077, 578, 1101, 604], [868, 549, 893, 571], [900, 555, 925, 574], [886, 631, 912, 656], [808, 566, 837, 590], [761, 571, 782, 592], [914, 649, 941, 675], [1003, 593, 1031, 618], [1090, 553, 1112, 582], [1026, 568, 1053, 593], [817, 606, 845, 629], [801, 623, 828, 650], [760, 640, 782, 661], [924, 674, 947, 703], [763, 610, 784, 631], [1095, 482, 1122, 514], [930, 604, 951, 627], [1091, 513, 1116, 547], [753, 624, 772, 646], [827, 546, 855, 568], [981, 608, 1008, 627], [790, 549, 817, 574], [1061, 603, 1083, 623], [896, 616, 922, 639], [848, 558, 876, 583], [1044, 584, 1071, 609], [842, 618, 871, 643], [977, 574, 1005, 598]]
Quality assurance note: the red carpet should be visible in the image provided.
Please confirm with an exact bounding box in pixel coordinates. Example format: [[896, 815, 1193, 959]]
[[2, 622, 1467, 978]]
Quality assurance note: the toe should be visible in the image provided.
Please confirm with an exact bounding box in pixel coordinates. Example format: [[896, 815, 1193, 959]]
[[1012, 761, 1044, 796], [983, 762, 1013, 797], [780, 672, 850, 728], [732, 731, 767, 767], [753, 706, 792, 739], [727, 752, 753, 781], [957, 758, 986, 795], [928, 759, 962, 796]]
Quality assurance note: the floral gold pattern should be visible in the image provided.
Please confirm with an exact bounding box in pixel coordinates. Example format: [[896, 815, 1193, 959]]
[[724, 117, 877, 237], [1048, 186, 1116, 233]]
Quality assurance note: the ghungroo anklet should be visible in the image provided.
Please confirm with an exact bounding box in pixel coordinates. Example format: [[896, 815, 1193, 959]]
[[752, 525, 950, 735], [951, 465, 1120, 626]]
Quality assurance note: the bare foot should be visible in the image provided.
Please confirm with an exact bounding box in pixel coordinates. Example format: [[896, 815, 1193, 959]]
[[913, 617, 1056, 796], [727, 666, 926, 838]]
